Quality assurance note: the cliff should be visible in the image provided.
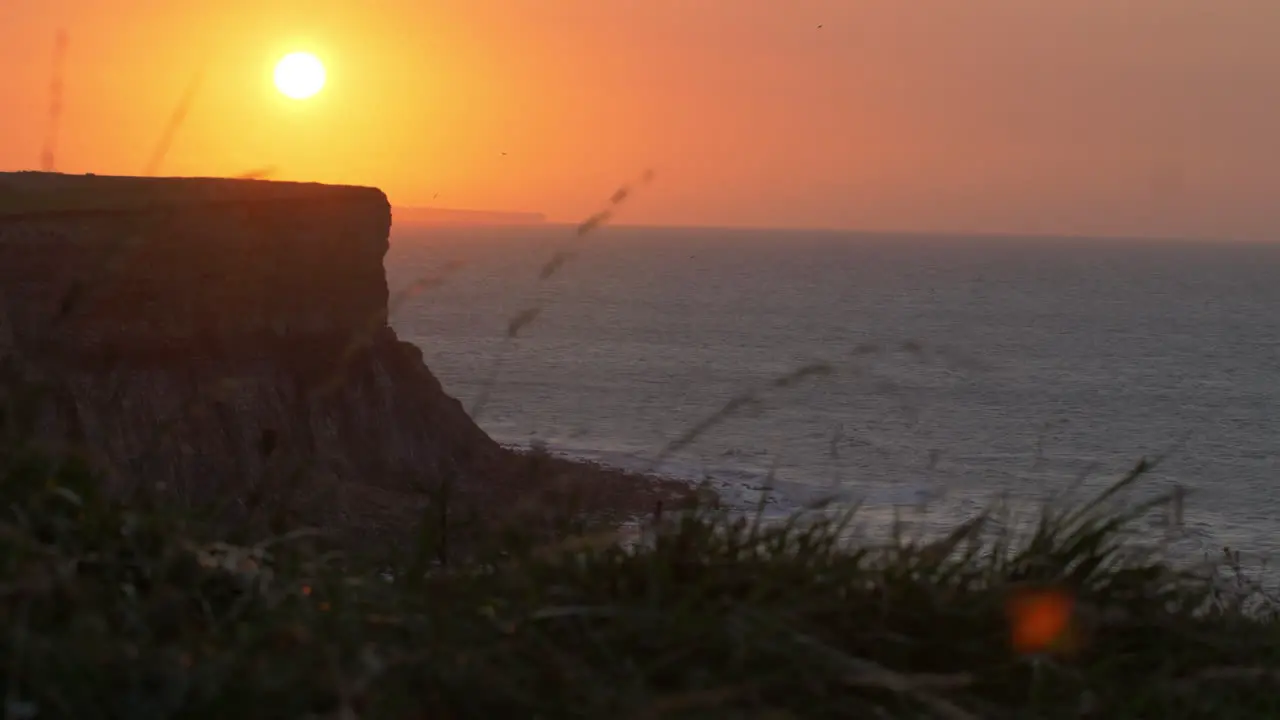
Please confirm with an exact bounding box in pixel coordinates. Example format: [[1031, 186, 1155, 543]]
[[392, 206, 547, 227], [0, 172, 499, 513]]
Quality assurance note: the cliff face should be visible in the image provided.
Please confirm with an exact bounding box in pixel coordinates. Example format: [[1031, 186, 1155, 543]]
[[0, 172, 498, 506]]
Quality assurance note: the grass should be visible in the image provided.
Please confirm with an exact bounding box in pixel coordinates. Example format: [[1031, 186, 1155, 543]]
[[3, 428, 1280, 719]]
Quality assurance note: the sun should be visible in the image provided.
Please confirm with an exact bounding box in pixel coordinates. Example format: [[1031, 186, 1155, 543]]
[[273, 52, 326, 100]]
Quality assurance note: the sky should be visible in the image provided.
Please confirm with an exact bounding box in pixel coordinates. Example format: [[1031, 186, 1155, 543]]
[[1, 1, 1277, 239]]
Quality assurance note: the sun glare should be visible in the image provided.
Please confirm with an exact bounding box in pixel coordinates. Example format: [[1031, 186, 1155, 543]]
[[273, 52, 326, 100]]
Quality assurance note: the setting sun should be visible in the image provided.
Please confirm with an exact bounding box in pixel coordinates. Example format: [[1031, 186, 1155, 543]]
[[273, 52, 326, 100]]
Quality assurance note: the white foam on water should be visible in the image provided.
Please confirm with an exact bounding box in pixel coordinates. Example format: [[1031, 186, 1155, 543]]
[[502, 438, 949, 522]]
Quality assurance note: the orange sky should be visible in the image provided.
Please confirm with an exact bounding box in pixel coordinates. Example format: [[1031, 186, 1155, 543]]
[[1, 1, 1277, 239]]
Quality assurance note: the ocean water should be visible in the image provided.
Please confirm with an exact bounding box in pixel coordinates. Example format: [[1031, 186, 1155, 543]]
[[386, 224, 1280, 561]]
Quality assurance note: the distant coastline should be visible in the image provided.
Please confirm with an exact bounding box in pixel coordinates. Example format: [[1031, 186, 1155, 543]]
[[392, 205, 547, 227]]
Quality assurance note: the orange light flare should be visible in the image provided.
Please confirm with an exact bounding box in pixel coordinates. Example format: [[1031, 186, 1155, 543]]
[[1005, 585, 1082, 657]]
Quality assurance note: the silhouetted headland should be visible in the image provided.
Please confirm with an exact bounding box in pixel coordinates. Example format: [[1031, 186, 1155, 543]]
[[393, 205, 547, 227], [0, 172, 687, 548]]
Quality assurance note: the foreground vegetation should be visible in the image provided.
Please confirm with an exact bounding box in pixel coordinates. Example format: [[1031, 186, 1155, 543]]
[[3, 442, 1280, 720]]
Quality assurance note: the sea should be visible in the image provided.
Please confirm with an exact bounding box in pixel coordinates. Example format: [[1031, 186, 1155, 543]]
[[385, 224, 1280, 565]]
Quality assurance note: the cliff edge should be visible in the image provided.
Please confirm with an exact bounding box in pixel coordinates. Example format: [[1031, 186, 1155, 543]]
[[0, 172, 499, 511]]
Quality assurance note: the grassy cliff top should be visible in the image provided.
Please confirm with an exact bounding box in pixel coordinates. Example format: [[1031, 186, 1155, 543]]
[[0, 171, 385, 218]]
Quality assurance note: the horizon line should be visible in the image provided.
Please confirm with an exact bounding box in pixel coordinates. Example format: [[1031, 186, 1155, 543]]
[[412, 217, 1251, 245]]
